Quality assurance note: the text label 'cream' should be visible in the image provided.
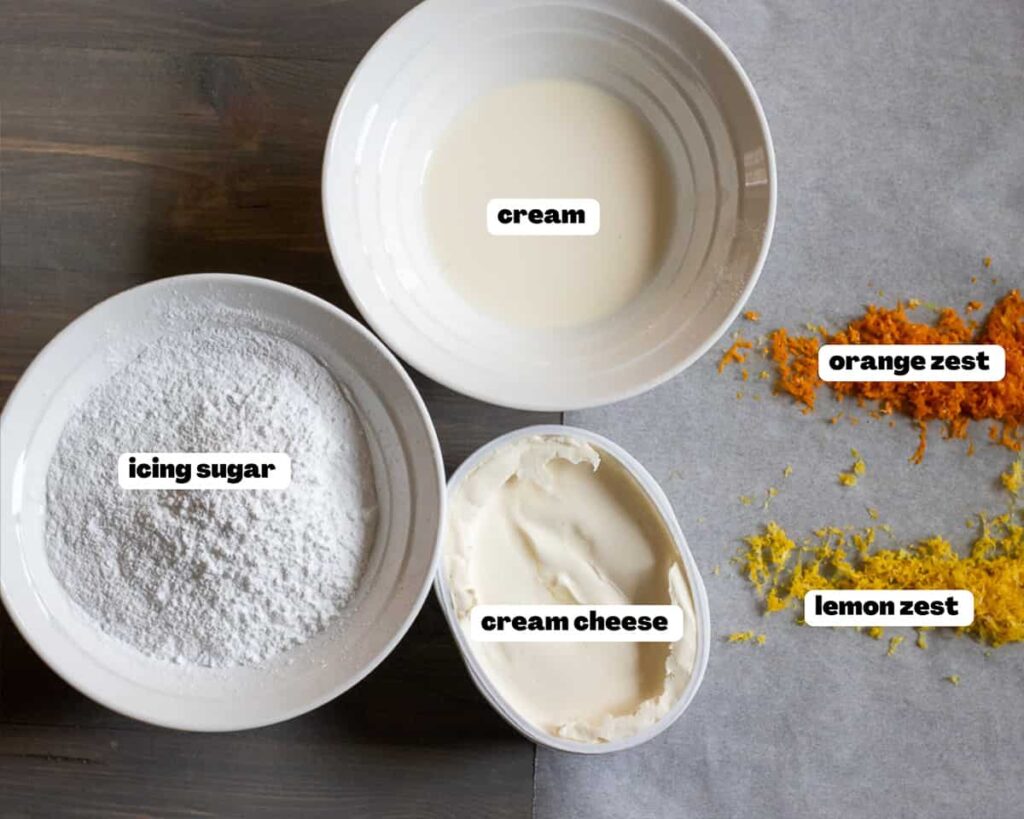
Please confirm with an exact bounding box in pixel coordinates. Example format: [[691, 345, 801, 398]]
[[486, 198, 600, 236]]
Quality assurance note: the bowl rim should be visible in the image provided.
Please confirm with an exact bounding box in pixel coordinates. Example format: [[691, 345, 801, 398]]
[[0, 272, 447, 731], [433, 423, 712, 754], [322, 0, 777, 412]]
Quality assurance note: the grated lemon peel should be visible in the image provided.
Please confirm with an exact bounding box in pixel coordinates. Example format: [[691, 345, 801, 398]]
[[1002, 459, 1023, 495], [727, 631, 766, 646], [740, 504, 1024, 648]]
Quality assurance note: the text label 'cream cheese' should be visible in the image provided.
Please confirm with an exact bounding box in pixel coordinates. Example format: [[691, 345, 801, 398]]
[[470, 604, 683, 641]]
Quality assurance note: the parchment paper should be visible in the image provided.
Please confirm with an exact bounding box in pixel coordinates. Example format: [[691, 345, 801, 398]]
[[544, 1, 1024, 816]]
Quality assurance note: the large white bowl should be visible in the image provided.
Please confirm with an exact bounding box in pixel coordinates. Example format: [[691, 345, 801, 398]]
[[435, 424, 711, 753], [323, 0, 775, 411], [0, 274, 445, 731]]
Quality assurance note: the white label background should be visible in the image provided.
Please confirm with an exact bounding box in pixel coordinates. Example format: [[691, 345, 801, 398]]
[[818, 344, 1004, 382], [118, 453, 291, 490], [804, 590, 974, 627], [469, 605, 683, 642], [486, 198, 600, 236]]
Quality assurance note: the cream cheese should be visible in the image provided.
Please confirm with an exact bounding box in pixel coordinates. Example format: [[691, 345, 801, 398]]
[[445, 434, 698, 743]]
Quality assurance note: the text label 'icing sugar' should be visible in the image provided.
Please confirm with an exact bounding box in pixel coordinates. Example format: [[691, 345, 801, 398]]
[[118, 453, 291, 490]]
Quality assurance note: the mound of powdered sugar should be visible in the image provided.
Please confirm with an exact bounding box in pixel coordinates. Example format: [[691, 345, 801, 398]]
[[45, 325, 377, 668]]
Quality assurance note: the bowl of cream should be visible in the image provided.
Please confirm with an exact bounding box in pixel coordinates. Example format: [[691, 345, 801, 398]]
[[436, 426, 711, 752], [323, 0, 775, 410]]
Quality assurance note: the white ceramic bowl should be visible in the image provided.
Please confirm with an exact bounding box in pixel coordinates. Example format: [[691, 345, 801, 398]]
[[0, 274, 445, 731], [434, 425, 711, 753], [323, 0, 775, 411]]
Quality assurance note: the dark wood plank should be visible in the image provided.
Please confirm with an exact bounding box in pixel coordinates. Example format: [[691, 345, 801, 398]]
[[0, 2, 552, 815], [0, 714, 528, 818], [0, 0, 419, 61], [0, 46, 352, 291], [0, 599, 535, 819]]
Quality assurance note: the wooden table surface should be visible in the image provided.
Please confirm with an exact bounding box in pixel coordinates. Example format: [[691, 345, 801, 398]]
[[0, 2, 552, 815]]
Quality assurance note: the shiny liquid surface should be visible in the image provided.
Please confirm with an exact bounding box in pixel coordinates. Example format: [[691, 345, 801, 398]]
[[424, 79, 674, 329]]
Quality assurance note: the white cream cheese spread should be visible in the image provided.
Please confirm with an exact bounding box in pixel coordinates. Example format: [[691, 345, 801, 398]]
[[445, 434, 699, 743]]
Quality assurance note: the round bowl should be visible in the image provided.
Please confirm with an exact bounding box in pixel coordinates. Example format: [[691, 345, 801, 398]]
[[323, 0, 775, 411], [0, 274, 445, 731], [434, 424, 711, 753]]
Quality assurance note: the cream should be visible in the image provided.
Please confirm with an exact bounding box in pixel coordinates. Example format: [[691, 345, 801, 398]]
[[424, 79, 673, 329], [445, 435, 698, 743]]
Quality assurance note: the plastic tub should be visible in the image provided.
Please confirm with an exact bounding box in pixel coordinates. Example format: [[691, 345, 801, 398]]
[[434, 424, 711, 753]]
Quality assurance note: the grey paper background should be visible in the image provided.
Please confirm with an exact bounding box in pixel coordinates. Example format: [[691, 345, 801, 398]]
[[548, 1, 1024, 817]]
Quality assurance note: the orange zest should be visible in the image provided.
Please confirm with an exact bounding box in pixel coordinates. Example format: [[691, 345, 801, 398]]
[[718, 335, 753, 374], [766, 291, 1024, 459]]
